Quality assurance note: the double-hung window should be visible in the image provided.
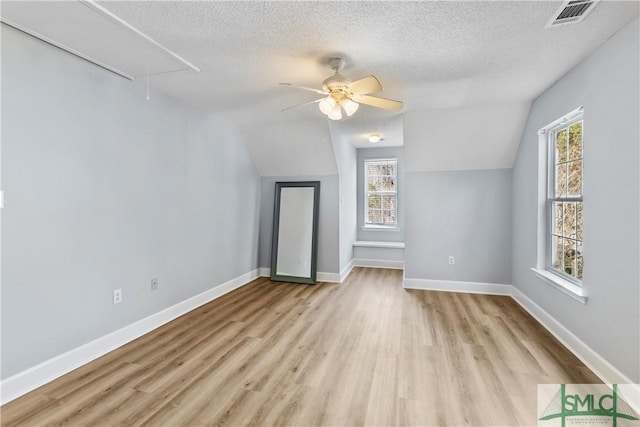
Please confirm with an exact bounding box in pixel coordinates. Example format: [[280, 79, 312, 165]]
[[364, 158, 397, 226], [547, 110, 584, 283]]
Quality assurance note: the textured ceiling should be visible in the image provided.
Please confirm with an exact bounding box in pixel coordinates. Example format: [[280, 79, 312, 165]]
[[93, 1, 638, 173]]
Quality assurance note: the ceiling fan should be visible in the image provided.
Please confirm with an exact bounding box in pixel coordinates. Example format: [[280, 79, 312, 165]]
[[280, 58, 403, 120]]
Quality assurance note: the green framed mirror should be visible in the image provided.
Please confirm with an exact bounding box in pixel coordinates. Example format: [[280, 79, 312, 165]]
[[270, 181, 320, 284]]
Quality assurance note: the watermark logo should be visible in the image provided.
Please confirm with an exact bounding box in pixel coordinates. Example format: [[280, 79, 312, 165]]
[[538, 384, 640, 427]]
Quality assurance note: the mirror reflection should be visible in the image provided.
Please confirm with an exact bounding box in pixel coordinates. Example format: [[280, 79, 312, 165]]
[[276, 187, 315, 277]]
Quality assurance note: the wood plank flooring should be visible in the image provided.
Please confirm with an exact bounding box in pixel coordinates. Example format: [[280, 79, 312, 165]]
[[1, 267, 599, 426]]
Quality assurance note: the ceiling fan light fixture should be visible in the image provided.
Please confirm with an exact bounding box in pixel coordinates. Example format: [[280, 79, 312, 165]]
[[328, 104, 343, 120], [281, 58, 403, 118], [341, 98, 359, 117], [318, 96, 336, 115]]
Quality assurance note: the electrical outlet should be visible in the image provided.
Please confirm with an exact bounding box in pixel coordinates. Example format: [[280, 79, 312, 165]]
[[448, 256, 455, 265], [151, 278, 159, 291], [113, 288, 122, 304]]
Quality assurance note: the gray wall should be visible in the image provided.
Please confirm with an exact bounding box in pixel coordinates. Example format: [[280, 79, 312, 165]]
[[330, 124, 357, 272], [1, 26, 261, 378], [258, 176, 340, 274], [405, 169, 512, 284], [511, 18, 639, 382], [356, 147, 405, 242]]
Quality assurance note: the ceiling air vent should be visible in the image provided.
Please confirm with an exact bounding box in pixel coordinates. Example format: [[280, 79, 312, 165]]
[[546, 0, 600, 27]]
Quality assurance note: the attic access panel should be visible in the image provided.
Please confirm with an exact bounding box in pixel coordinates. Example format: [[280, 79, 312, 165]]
[[0, 1, 199, 80]]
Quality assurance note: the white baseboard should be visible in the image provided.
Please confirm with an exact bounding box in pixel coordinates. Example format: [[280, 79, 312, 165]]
[[259, 267, 270, 277], [258, 268, 341, 283], [259, 260, 402, 284], [510, 286, 635, 386], [316, 272, 340, 283], [4, 267, 635, 406], [0, 268, 261, 405], [339, 259, 356, 283], [403, 277, 636, 387], [403, 277, 512, 295], [353, 258, 404, 270]]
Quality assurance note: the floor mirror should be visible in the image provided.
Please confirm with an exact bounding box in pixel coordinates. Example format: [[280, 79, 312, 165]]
[[270, 181, 320, 284]]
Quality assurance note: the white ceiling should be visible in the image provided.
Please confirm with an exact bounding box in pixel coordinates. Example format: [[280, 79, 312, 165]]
[[334, 114, 404, 149], [17, 1, 640, 174]]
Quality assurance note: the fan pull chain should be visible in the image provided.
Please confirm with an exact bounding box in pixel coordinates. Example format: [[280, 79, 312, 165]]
[[146, 68, 150, 101]]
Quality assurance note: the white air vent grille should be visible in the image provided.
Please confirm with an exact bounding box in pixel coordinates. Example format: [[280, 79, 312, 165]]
[[546, 0, 599, 27]]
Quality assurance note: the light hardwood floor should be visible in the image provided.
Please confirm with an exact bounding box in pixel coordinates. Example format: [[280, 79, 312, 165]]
[[1, 267, 599, 426]]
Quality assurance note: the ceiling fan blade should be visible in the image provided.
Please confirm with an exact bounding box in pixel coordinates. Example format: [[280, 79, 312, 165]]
[[279, 82, 328, 95], [353, 94, 403, 111], [281, 98, 324, 112], [346, 75, 383, 95]]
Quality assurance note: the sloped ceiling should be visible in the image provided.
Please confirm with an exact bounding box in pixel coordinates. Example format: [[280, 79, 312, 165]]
[[24, 1, 640, 174], [404, 102, 531, 172], [242, 119, 337, 177]]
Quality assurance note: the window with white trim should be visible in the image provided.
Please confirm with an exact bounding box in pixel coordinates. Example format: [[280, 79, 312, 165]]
[[364, 158, 397, 226], [547, 110, 584, 283]]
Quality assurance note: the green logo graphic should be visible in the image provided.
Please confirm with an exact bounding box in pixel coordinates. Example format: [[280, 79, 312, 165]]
[[539, 384, 639, 427]]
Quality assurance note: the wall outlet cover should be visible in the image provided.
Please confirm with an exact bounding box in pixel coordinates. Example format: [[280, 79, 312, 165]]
[[113, 288, 122, 304]]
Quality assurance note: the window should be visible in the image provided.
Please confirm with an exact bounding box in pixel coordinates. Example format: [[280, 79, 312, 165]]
[[547, 110, 583, 283], [364, 158, 397, 226]]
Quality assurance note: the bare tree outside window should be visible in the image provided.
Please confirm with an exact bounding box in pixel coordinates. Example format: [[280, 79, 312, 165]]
[[365, 159, 397, 225], [549, 119, 583, 282]]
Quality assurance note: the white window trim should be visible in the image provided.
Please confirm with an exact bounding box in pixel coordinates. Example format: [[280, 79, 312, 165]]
[[530, 268, 587, 304], [546, 116, 584, 285], [364, 157, 398, 227], [535, 106, 587, 304]]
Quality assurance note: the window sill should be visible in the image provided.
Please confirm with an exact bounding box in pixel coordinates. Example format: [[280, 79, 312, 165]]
[[530, 268, 587, 305], [361, 225, 401, 232]]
